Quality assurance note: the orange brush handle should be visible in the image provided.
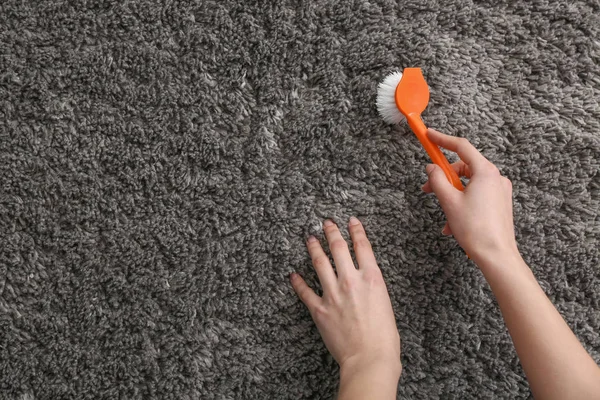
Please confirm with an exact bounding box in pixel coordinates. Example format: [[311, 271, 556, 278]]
[[406, 113, 464, 191]]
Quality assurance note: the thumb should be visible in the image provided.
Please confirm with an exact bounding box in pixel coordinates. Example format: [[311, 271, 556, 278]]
[[426, 164, 460, 208]]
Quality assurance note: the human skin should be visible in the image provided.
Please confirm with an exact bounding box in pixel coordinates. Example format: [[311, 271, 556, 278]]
[[291, 129, 600, 399]]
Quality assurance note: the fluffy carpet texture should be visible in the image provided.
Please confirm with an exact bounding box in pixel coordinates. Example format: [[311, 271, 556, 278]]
[[1, 0, 599, 398]]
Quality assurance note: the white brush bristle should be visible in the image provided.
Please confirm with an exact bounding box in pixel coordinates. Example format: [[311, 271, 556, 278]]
[[376, 71, 404, 124]]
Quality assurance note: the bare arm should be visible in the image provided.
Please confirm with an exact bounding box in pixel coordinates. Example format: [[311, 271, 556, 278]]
[[424, 128, 600, 399], [481, 253, 600, 399]]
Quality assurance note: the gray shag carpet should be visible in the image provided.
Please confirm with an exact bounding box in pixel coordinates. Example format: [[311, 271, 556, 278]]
[[1, 1, 599, 399]]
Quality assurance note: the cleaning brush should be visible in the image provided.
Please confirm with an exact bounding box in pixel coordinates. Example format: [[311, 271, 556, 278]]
[[376, 68, 464, 191]]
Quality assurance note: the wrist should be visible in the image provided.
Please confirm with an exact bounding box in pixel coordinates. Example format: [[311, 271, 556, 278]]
[[472, 243, 521, 271], [338, 356, 401, 400], [476, 248, 533, 283], [340, 354, 402, 382]]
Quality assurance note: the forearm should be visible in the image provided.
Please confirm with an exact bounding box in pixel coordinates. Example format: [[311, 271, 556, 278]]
[[479, 252, 600, 399], [338, 358, 401, 400]]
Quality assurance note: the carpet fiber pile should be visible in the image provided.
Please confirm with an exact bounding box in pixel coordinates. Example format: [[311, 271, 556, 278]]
[[1, 0, 599, 398]]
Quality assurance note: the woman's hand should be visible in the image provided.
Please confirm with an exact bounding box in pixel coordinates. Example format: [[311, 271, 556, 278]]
[[291, 218, 401, 399], [421, 129, 600, 399], [422, 129, 519, 266]]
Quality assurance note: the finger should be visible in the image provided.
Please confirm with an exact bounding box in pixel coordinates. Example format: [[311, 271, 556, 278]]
[[452, 160, 472, 179], [502, 177, 513, 205], [323, 220, 356, 277], [427, 129, 487, 172], [441, 222, 452, 236], [426, 164, 461, 208], [306, 236, 337, 292], [290, 273, 322, 311], [348, 217, 378, 270], [422, 161, 471, 193], [502, 176, 512, 192]]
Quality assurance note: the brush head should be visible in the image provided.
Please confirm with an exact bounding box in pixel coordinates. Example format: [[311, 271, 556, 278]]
[[376, 71, 404, 124]]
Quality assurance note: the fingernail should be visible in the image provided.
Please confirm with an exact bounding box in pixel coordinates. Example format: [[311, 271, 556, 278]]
[[349, 216, 360, 226], [290, 272, 298, 281], [426, 164, 435, 174], [307, 236, 318, 243], [441, 229, 450, 236], [323, 219, 335, 227]]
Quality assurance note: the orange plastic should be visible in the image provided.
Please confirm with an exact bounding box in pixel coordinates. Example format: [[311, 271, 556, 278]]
[[395, 68, 464, 191]]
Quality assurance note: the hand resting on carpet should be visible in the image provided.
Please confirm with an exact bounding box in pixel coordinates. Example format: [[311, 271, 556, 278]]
[[291, 130, 600, 400], [290, 217, 401, 400]]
